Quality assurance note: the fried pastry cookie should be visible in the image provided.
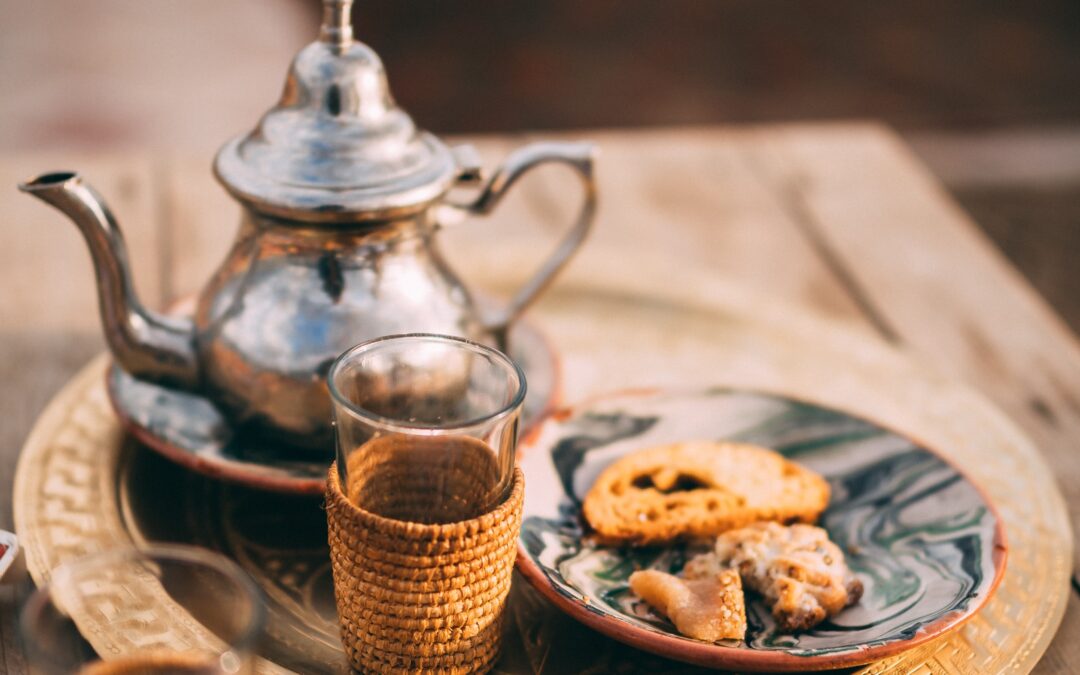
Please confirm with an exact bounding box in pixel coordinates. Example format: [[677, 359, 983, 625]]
[[582, 441, 829, 545], [691, 521, 862, 632], [629, 568, 747, 641]]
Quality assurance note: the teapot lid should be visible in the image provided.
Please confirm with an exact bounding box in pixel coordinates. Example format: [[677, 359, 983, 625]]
[[214, 0, 462, 222]]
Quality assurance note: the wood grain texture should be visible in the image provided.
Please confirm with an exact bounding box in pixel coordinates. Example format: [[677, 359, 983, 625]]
[[748, 124, 1080, 575], [438, 131, 870, 327], [0, 586, 26, 675], [952, 185, 1080, 333], [158, 155, 240, 302], [0, 155, 166, 330], [1, 126, 1076, 672]]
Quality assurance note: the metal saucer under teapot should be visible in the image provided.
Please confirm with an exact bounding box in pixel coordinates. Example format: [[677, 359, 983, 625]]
[[19, 0, 594, 492]]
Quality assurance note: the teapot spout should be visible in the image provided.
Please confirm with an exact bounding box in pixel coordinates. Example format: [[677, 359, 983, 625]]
[[19, 172, 199, 389]]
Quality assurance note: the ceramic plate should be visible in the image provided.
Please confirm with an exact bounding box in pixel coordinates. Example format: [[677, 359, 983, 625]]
[[107, 319, 559, 495], [517, 388, 1007, 671]]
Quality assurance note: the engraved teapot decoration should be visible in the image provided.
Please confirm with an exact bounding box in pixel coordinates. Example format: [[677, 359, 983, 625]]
[[19, 0, 595, 451]]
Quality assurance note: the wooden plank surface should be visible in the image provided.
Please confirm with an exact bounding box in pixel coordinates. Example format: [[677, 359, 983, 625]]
[[0, 125, 1076, 672], [751, 126, 1080, 571]]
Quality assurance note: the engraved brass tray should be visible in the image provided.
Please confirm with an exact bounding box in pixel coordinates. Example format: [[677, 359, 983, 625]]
[[14, 281, 1072, 674]]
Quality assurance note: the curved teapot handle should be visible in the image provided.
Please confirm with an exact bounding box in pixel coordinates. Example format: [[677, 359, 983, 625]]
[[456, 141, 597, 348]]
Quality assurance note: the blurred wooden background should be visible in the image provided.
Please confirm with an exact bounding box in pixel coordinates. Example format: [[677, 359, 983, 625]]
[[1, 0, 1077, 331], [2, 4, 1079, 671]]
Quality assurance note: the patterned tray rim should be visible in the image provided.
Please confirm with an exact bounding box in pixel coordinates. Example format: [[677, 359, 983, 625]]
[[12, 279, 1074, 674]]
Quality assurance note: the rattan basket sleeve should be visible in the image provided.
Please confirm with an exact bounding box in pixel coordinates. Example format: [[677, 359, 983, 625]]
[[327, 465, 524, 674]]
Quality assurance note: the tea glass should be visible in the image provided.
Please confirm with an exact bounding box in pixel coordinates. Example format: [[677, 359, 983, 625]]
[[326, 333, 527, 673], [20, 544, 265, 674], [328, 333, 526, 523]]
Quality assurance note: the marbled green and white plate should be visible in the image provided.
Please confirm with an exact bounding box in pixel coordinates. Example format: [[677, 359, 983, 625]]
[[516, 388, 1007, 672]]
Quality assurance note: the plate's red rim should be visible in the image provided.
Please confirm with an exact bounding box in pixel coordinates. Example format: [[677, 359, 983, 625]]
[[514, 386, 1009, 672]]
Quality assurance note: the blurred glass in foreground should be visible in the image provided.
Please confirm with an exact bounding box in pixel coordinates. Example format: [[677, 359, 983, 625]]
[[20, 545, 265, 674]]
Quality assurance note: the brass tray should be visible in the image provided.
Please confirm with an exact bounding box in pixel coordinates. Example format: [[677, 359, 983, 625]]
[[14, 281, 1072, 674]]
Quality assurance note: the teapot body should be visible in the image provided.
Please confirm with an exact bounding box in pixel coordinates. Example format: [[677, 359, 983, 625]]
[[20, 140, 593, 455], [194, 208, 484, 447], [17, 2, 598, 463]]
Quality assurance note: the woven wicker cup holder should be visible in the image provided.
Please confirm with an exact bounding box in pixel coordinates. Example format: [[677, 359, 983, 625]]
[[326, 463, 525, 674]]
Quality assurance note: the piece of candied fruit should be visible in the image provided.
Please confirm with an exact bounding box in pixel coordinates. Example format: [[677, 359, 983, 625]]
[[629, 567, 746, 641]]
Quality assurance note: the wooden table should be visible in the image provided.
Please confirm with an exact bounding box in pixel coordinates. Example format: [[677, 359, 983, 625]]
[[1, 124, 1077, 672]]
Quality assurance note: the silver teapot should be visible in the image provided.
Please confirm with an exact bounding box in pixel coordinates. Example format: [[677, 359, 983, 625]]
[[20, 0, 595, 450]]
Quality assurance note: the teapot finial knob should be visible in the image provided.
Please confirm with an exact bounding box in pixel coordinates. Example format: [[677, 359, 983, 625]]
[[320, 0, 354, 47], [215, 0, 460, 221]]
